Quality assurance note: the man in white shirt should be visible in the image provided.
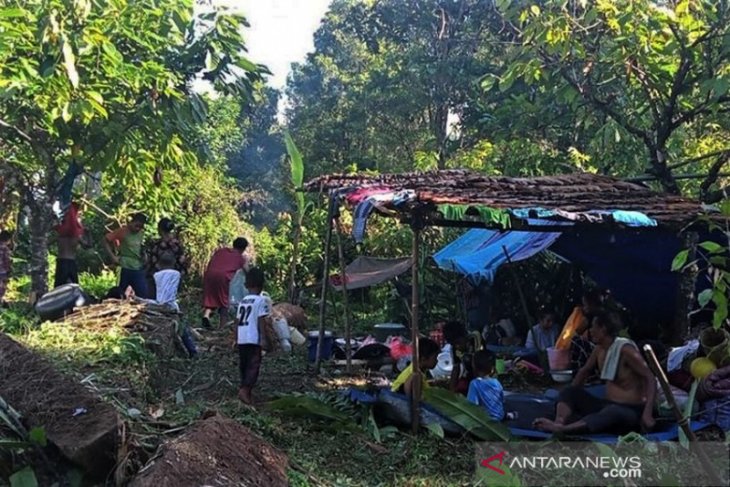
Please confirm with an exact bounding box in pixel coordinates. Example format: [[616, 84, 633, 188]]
[[134, 252, 197, 357], [234, 267, 270, 405]]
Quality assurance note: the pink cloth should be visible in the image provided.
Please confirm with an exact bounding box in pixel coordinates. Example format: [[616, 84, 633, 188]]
[[202, 248, 246, 309], [345, 186, 392, 206]]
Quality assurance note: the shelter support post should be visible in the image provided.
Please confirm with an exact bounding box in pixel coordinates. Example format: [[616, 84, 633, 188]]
[[672, 232, 699, 345], [501, 245, 533, 327], [643, 344, 723, 486], [314, 209, 335, 374], [410, 221, 422, 434], [334, 218, 353, 374]]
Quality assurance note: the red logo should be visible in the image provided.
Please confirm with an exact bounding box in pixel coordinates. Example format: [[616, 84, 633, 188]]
[[481, 451, 507, 475]]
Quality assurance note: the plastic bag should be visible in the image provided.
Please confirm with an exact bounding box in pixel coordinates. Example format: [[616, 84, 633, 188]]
[[228, 269, 248, 317]]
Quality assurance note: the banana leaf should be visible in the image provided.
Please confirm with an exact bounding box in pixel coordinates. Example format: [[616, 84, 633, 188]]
[[423, 387, 511, 441], [267, 395, 357, 429]]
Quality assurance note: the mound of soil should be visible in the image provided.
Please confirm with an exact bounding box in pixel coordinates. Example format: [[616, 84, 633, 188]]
[[0, 333, 120, 478], [61, 299, 180, 358], [272, 303, 307, 330], [130, 415, 288, 487]]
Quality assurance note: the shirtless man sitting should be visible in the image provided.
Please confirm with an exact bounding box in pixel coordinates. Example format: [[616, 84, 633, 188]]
[[534, 311, 656, 434]]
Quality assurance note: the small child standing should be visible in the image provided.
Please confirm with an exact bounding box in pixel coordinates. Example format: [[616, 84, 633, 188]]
[[0, 231, 13, 307], [467, 350, 505, 421], [234, 267, 271, 405]]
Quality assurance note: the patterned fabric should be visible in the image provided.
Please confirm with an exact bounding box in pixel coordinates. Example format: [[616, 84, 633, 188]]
[[146, 236, 187, 277]]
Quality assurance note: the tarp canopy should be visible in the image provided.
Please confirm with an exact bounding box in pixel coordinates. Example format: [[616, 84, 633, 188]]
[[433, 221, 566, 284], [330, 256, 412, 291]]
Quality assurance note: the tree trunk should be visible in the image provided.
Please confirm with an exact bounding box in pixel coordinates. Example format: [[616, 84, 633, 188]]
[[288, 219, 302, 304], [671, 232, 699, 345], [27, 195, 54, 300], [651, 147, 681, 195]]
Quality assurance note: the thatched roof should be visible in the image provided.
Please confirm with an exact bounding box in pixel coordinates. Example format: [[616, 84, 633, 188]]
[[304, 170, 708, 227]]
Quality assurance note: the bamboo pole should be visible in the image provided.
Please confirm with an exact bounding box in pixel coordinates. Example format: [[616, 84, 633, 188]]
[[501, 245, 533, 326], [314, 212, 334, 374], [643, 344, 723, 486], [334, 218, 353, 374], [410, 225, 422, 434]]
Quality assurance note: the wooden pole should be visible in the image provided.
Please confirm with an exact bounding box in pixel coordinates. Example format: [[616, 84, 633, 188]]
[[410, 225, 422, 434], [501, 245, 533, 326], [334, 218, 353, 374], [643, 344, 723, 486], [314, 211, 334, 374]]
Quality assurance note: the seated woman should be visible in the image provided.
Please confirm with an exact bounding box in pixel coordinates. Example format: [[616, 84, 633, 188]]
[[556, 290, 604, 370], [391, 338, 440, 396], [525, 309, 560, 352]]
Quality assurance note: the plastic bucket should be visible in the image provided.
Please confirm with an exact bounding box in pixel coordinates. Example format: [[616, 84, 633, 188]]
[[374, 323, 406, 342], [546, 347, 570, 371], [307, 331, 334, 362]]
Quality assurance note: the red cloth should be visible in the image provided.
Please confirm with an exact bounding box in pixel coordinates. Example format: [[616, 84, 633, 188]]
[[56, 202, 84, 238], [202, 248, 246, 308]]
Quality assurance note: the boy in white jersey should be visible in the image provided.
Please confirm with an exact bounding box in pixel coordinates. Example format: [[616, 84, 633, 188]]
[[234, 267, 270, 405]]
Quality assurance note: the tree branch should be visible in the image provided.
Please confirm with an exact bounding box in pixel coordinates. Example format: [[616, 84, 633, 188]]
[[0, 118, 33, 144], [667, 148, 730, 171], [700, 152, 730, 200]]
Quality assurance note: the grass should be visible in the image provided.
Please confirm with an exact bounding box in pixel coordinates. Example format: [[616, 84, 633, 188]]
[[0, 277, 478, 486]]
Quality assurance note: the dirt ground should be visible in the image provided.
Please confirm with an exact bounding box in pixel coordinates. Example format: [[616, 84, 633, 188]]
[[130, 415, 288, 487], [0, 333, 120, 478]]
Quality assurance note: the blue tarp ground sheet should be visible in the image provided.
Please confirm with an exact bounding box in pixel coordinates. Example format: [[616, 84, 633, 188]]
[[344, 387, 711, 444]]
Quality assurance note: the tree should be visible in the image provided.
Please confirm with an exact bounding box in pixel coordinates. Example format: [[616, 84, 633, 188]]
[[285, 0, 498, 175], [493, 0, 730, 196], [0, 0, 264, 294]]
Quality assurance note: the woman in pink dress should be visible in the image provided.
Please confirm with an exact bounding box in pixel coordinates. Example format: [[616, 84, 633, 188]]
[[201, 237, 249, 328]]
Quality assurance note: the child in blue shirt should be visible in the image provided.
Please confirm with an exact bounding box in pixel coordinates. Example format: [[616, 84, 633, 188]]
[[467, 350, 505, 421]]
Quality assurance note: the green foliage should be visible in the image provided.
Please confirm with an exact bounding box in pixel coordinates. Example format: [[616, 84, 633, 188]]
[[0, 305, 34, 335], [676, 203, 730, 329], [23, 322, 152, 367], [0, 0, 265, 293], [422, 387, 511, 441], [78, 269, 117, 299], [494, 0, 730, 194], [8, 467, 38, 487]]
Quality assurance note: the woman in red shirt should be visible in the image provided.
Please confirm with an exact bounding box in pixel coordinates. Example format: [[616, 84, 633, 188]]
[[202, 237, 249, 328]]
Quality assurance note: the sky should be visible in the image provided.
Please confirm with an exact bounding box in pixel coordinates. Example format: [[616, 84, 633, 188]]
[[216, 0, 333, 90]]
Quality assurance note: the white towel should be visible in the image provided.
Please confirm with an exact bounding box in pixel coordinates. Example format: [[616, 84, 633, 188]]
[[600, 337, 637, 381]]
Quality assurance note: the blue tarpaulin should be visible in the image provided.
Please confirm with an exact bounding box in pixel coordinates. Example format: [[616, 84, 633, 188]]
[[551, 230, 682, 323], [433, 221, 566, 285], [434, 225, 686, 324]]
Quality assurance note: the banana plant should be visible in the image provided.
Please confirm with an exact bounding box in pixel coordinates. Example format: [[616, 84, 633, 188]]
[[284, 132, 313, 303]]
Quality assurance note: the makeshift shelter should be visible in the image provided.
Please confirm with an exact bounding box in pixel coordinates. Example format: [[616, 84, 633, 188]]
[[303, 169, 715, 432]]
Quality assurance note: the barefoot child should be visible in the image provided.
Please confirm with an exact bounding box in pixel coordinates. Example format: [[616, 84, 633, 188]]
[[467, 350, 505, 421], [234, 267, 271, 404]]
